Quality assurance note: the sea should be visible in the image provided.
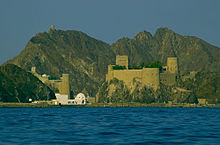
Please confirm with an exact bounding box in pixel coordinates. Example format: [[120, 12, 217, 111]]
[[0, 107, 220, 145]]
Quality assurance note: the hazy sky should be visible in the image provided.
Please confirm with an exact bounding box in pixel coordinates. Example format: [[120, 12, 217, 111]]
[[0, 0, 219, 64]]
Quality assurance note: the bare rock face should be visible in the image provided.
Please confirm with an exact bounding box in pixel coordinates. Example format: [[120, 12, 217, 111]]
[[5, 27, 220, 97], [6, 30, 115, 97], [0, 64, 55, 102], [96, 77, 193, 104], [112, 27, 220, 72]]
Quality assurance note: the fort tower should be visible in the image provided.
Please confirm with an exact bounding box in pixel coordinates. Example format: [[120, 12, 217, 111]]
[[59, 74, 70, 99], [30, 67, 71, 99], [116, 55, 128, 69], [106, 55, 179, 90], [167, 57, 178, 74]]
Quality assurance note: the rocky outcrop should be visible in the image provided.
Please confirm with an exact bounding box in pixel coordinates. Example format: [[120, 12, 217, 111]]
[[5, 27, 220, 97], [112, 27, 220, 72], [0, 64, 55, 102], [96, 78, 197, 104]]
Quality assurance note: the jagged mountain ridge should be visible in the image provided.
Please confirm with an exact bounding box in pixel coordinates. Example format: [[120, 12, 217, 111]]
[[6, 30, 115, 96], [5, 27, 220, 96], [112, 28, 220, 72]]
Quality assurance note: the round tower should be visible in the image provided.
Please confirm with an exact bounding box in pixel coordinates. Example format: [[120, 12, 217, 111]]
[[167, 57, 178, 74]]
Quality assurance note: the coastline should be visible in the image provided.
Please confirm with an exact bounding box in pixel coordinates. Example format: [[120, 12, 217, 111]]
[[1, 102, 220, 108]]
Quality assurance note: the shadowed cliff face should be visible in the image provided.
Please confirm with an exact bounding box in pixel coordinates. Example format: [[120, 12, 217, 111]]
[[5, 27, 220, 96], [0, 64, 55, 102]]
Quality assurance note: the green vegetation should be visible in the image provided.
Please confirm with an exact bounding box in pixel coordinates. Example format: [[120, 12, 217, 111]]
[[129, 61, 162, 70], [0, 64, 55, 102], [48, 75, 59, 80], [145, 61, 163, 71], [129, 64, 143, 69], [112, 65, 126, 70]]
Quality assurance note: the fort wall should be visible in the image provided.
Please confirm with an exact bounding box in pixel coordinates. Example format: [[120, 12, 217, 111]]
[[142, 68, 159, 90], [113, 69, 142, 87], [31, 67, 70, 98], [106, 56, 178, 90], [106, 67, 159, 90]]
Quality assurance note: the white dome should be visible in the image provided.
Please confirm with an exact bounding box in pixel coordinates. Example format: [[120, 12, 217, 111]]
[[74, 93, 87, 104], [76, 93, 85, 99], [42, 74, 47, 77]]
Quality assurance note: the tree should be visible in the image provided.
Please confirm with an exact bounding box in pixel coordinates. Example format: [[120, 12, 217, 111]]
[[145, 61, 163, 72], [112, 65, 126, 70]]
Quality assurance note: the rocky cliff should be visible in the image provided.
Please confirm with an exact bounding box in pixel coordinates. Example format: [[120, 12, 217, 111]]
[[97, 72, 220, 104], [6, 29, 115, 96], [0, 64, 55, 102], [112, 28, 220, 72], [5, 27, 220, 97]]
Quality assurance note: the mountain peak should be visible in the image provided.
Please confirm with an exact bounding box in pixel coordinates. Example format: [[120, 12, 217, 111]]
[[5, 27, 220, 99], [156, 27, 174, 34], [134, 30, 152, 40], [154, 27, 176, 40]]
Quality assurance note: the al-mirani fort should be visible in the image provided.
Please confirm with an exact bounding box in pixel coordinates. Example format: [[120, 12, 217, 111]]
[[106, 55, 178, 90]]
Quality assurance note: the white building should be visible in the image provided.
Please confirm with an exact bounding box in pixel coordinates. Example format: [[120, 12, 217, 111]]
[[74, 93, 87, 105], [55, 93, 87, 105], [55, 93, 69, 104]]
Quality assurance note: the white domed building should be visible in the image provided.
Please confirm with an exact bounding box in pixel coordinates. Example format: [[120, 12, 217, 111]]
[[73, 93, 87, 105], [54, 93, 88, 105]]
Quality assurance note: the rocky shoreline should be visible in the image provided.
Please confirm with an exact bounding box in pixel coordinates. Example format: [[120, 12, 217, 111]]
[[1, 102, 220, 108]]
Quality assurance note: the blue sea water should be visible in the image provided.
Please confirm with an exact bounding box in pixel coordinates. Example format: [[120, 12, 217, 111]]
[[0, 107, 220, 145]]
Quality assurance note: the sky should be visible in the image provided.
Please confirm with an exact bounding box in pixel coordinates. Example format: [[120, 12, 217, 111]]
[[0, 0, 220, 64]]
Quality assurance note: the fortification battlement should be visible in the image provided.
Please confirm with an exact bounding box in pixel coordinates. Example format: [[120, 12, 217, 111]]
[[31, 67, 70, 98], [116, 55, 128, 69], [106, 55, 178, 90]]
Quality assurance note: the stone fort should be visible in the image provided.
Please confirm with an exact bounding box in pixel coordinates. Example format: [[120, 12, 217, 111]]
[[106, 55, 178, 90], [31, 67, 70, 98]]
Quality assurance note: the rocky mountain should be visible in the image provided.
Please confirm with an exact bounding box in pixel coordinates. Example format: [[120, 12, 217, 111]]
[[0, 64, 55, 102], [6, 29, 115, 96], [112, 27, 220, 72], [5, 27, 220, 96], [97, 72, 220, 104], [179, 72, 220, 103]]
